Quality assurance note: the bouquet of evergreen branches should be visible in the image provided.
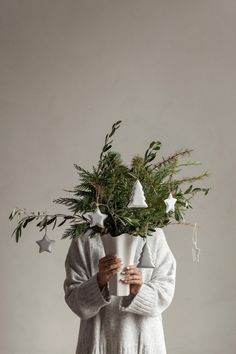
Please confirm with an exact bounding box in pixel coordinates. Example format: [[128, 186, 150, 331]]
[[9, 120, 211, 242]]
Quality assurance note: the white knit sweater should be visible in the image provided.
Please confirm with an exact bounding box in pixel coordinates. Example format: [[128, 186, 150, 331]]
[[63, 228, 176, 354]]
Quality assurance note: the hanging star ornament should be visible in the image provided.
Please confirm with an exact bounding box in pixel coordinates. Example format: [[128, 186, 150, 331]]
[[88, 206, 108, 228], [36, 233, 56, 253], [164, 192, 177, 213]]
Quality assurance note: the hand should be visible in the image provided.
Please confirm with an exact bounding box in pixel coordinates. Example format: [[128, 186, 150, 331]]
[[97, 255, 123, 290], [120, 265, 143, 295]]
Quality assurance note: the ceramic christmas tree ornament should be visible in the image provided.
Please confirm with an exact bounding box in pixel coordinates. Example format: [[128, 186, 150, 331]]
[[127, 179, 148, 208], [136, 239, 155, 268]]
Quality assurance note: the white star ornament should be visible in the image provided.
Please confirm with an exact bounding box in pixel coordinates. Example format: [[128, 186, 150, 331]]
[[36, 234, 56, 253], [88, 207, 108, 228], [164, 193, 177, 213]]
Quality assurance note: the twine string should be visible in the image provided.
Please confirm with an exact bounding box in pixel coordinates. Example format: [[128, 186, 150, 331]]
[[192, 222, 200, 262]]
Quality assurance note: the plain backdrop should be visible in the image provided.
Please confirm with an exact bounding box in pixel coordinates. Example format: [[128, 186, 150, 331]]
[[0, 1, 235, 353]]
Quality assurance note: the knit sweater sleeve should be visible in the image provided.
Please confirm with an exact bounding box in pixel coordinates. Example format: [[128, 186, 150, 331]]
[[63, 236, 111, 320], [119, 229, 176, 317]]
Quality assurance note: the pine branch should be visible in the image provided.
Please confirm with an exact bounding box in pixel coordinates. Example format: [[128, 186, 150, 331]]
[[52, 197, 82, 206], [154, 148, 194, 169], [170, 171, 210, 185], [61, 223, 90, 240]]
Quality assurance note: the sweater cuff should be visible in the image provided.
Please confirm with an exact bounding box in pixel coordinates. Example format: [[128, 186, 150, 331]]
[[119, 283, 156, 315], [100, 282, 111, 302], [82, 273, 111, 306]]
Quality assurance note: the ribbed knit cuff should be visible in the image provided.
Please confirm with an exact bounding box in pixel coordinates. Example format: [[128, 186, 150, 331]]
[[100, 283, 111, 302], [119, 283, 156, 316], [81, 273, 111, 306]]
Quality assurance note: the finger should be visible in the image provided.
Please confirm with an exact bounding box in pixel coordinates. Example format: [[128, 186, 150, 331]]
[[126, 274, 142, 280], [125, 265, 136, 270], [99, 255, 119, 264], [108, 266, 123, 275], [99, 261, 121, 272], [121, 278, 143, 285], [121, 274, 142, 282], [104, 261, 123, 273], [99, 258, 122, 268], [123, 268, 140, 275], [128, 280, 143, 285], [99, 262, 123, 274]]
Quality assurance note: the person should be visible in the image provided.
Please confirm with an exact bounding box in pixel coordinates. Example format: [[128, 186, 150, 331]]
[[63, 227, 177, 354]]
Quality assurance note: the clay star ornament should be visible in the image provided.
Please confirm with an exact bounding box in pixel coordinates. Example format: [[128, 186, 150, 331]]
[[36, 233, 56, 253], [88, 206, 108, 228], [164, 192, 177, 213]]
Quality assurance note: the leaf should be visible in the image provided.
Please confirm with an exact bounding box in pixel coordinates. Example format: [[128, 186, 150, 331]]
[[16, 225, 22, 243], [127, 172, 137, 179], [148, 227, 156, 232], [153, 144, 161, 151], [123, 217, 133, 224], [177, 201, 187, 206], [149, 141, 156, 148], [184, 185, 193, 194], [46, 216, 57, 226], [11, 225, 18, 238], [152, 141, 161, 150], [9, 208, 16, 220], [57, 218, 67, 227], [174, 209, 181, 221], [22, 216, 35, 228], [37, 216, 47, 228], [52, 217, 57, 230], [103, 144, 112, 152], [192, 187, 201, 192]]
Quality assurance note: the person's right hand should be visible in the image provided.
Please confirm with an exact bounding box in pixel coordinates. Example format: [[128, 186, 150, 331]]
[[97, 255, 123, 289]]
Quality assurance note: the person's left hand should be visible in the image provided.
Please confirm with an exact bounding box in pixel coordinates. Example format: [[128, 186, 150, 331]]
[[120, 265, 143, 295]]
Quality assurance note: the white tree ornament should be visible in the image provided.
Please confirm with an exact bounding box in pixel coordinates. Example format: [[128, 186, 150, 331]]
[[88, 206, 108, 228], [127, 179, 148, 208], [164, 192, 177, 213], [36, 233, 56, 253], [136, 239, 155, 268]]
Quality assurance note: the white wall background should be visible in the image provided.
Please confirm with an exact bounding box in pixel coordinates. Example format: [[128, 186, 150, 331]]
[[0, 1, 235, 353]]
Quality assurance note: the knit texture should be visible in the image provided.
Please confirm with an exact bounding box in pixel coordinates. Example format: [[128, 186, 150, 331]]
[[63, 228, 177, 354]]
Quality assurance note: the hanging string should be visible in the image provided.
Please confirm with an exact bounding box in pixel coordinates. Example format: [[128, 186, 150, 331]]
[[44, 219, 47, 236], [192, 222, 200, 262]]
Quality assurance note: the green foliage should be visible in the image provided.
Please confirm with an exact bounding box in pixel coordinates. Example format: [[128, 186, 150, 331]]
[[9, 120, 211, 242], [53, 121, 211, 239], [9, 208, 77, 242]]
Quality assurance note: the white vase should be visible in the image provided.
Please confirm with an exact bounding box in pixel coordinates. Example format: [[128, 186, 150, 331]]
[[100, 233, 140, 296]]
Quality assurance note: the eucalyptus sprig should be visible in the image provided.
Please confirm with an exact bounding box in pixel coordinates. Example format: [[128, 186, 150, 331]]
[[9, 207, 83, 242]]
